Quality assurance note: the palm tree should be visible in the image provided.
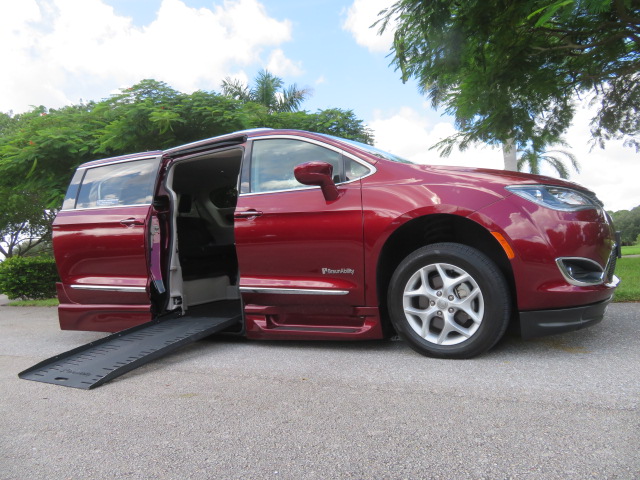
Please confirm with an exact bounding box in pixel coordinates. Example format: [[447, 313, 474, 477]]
[[221, 70, 310, 114], [517, 139, 580, 179]]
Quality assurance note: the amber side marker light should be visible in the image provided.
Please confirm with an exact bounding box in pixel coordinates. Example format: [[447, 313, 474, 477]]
[[491, 232, 515, 259]]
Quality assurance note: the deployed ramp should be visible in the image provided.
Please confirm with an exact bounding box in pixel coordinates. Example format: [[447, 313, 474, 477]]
[[19, 301, 241, 389]]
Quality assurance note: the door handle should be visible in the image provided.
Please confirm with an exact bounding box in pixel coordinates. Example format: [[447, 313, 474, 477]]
[[234, 209, 263, 219], [120, 218, 144, 226]]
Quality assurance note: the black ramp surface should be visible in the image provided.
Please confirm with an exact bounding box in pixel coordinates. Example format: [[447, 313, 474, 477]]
[[19, 301, 241, 389]]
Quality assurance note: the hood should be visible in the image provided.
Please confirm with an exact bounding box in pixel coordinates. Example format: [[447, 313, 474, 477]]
[[402, 162, 595, 195]]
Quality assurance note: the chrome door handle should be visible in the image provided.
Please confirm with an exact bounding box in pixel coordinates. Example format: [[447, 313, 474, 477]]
[[234, 209, 263, 218], [120, 218, 144, 226]]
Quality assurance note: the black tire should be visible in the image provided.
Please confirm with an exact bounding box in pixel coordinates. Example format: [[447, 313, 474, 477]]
[[387, 242, 510, 359]]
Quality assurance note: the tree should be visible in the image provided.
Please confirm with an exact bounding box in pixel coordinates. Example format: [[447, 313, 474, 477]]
[[517, 139, 580, 178], [378, 0, 640, 166], [301, 108, 375, 144], [0, 103, 100, 205], [222, 70, 311, 113], [93, 79, 247, 155], [0, 188, 56, 258], [610, 205, 640, 245], [0, 112, 17, 137]]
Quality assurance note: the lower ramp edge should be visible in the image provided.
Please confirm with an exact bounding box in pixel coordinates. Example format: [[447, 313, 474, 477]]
[[18, 301, 241, 389]]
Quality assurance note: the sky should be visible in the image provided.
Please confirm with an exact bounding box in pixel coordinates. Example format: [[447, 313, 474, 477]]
[[1, 0, 638, 211]]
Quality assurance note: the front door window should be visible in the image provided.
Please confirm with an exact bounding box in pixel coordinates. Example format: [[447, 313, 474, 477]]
[[249, 139, 343, 193]]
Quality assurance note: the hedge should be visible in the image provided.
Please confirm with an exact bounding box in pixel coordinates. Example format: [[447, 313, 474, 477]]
[[0, 256, 59, 300]]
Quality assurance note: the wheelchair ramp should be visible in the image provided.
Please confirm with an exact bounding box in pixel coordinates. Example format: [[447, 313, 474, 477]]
[[19, 301, 241, 389]]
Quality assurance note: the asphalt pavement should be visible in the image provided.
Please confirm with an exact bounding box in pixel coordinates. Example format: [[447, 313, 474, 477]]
[[1, 303, 638, 479]]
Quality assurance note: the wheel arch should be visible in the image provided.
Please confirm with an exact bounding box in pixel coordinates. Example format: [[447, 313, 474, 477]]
[[376, 213, 517, 333]]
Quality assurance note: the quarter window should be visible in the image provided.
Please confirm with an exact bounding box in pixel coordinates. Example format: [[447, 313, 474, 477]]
[[73, 158, 159, 209], [345, 157, 370, 181]]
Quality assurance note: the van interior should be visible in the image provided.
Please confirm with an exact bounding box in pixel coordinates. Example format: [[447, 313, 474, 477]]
[[164, 148, 244, 317]]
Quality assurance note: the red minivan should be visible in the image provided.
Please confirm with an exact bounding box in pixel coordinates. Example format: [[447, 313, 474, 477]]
[[52, 129, 619, 359]]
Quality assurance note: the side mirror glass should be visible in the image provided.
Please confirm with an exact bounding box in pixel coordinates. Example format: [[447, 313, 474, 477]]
[[294, 161, 339, 201]]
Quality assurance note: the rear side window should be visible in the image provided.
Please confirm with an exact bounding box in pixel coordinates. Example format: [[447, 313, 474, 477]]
[[67, 158, 159, 210]]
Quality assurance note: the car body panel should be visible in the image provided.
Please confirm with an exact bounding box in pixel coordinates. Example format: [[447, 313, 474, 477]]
[[53, 206, 155, 331], [469, 194, 616, 311], [235, 184, 365, 304]]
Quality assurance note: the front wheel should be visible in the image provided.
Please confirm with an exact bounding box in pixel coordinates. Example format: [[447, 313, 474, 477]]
[[388, 243, 511, 359]]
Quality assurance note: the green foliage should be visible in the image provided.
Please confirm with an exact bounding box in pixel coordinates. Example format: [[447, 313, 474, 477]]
[[0, 103, 100, 203], [0, 188, 56, 258], [0, 111, 19, 137], [92, 79, 248, 155], [379, 0, 640, 153], [610, 205, 640, 245], [613, 256, 640, 302], [260, 108, 375, 144], [0, 256, 59, 300]]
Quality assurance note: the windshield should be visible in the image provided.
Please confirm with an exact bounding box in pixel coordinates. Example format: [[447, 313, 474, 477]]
[[324, 134, 416, 164]]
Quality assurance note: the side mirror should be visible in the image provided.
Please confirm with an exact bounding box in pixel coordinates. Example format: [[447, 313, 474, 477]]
[[294, 161, 339, 201]]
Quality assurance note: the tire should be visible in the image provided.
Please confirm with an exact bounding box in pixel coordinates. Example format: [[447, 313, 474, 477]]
[[387, 242, 511, 359]]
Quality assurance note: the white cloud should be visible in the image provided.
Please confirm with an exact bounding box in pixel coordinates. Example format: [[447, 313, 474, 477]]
[[343, 0, 394, 53], [370, 107, 503, 169], [369, 105, 640, 212], [266, 49, 303, 77], [0, 0, 295, 113]]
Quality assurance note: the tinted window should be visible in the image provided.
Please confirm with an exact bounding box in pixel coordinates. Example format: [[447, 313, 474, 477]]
[[75, 158, 159, 209], [250, 139, 342, 193]]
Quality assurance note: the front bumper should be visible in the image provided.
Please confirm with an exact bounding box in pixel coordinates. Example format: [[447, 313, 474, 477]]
[[519, 284, 618, 339]]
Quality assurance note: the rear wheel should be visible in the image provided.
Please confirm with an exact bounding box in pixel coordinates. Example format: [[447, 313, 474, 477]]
[[388, 242, 510, 359]]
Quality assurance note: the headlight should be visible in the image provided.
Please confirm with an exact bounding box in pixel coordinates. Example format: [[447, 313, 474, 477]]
[[505, 185, 601, 211]]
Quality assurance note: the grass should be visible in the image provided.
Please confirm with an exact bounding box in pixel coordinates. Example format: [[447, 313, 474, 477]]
[[613, 256, 640, 302], [7, 298, 59, 307], [621, 245, 640, 256]]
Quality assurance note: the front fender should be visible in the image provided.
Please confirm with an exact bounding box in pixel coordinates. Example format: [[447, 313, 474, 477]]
[[362, 183, 504, 259]]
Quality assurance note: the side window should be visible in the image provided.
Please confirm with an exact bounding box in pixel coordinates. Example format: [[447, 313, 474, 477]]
[[250, 139, 342, 193], [74, 158, 159, 209], [61, 170, 85, 210], [345, 157, 370, 182]]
